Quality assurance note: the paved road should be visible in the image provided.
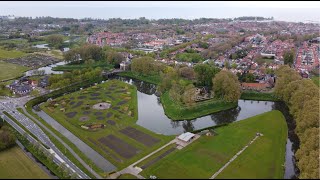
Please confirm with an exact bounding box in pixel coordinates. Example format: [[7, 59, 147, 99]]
[[34, 106, 117, 173], [21, 107, 102, 179], [0, 101, 89, 179]]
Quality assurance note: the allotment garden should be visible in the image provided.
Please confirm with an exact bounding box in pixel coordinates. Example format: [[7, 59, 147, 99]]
[[40, 79, 173, 169]]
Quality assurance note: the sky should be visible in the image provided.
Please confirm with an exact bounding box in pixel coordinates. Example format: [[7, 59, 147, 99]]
[[0, 1, 319, 22]]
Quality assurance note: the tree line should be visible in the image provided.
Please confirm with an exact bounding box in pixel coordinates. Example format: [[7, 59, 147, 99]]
[[274, 65, 319, 179]]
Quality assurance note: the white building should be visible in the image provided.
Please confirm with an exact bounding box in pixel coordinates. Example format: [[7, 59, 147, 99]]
[[177, 132, 195, 143]]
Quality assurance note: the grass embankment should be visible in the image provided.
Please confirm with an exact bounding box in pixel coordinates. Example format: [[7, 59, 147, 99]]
[[311, 76, 320, 87], [140, 110, 287, 179], [117, 173, 138, 179], [0, 48, 27, 59], [52, 61, 114, 71], [17, 108, 98, 178], [240, 91, 280, 101], [40, 80, 173, 169], [0, 146, 50, 179], [0, 61, 30, 81], [118, 71, 161, 85], [160, 91, 237, 120]]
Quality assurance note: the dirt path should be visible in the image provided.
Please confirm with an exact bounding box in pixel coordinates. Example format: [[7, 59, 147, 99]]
[[210, 134, 262, 179]]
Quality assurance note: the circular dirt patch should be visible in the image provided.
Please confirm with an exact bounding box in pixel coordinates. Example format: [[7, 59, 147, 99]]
[[72, 101, 83, 108], [79, 116, 89, 122], [106, 112, 113, 118], [112, 106, 120, 110], [69, 101, 75, 105], [78, 96, 87, 99], [92, 103, 111, 110], [117, 100, 128, 106], [94, 112, 103, 116], [83, 111, 91, 115], [65, 112, 77, 118], [91, 93, 100, 97], [106, 120, 116, 125], [70, 97, 75, 100], [97, 116, 104, 120], [90, 97, 100, 100]]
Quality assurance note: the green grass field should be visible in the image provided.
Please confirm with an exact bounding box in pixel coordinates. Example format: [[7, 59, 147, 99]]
[[139, 110, 287, 179], [0, 61, 30, 81], [160, 91, 238, 120], [0, 146, 50, 179], [40, 79, 173, 169], [0, 48, 27, 59], [311, 76, 320, 87]]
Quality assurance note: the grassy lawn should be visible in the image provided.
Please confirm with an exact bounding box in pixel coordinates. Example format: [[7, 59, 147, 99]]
[[52, 61, 114, 71], [240, 91, 280, 101], [40, 79, 173, 169], [0, 48, 27, 59], [118, 173, 138, 179], [139, 110, 287, 179], [311, 76, 320, 87], [0, 61, 30, 81], [118, 71, 161, 85], [0, 146, 50, 179], [160, 91, 238, 120]]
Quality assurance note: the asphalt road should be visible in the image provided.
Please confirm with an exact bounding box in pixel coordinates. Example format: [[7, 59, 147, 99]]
[[0, 101, 90, 179]]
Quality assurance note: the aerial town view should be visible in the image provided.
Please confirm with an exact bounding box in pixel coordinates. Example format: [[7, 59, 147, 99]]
[[0, 1, 319, 179]]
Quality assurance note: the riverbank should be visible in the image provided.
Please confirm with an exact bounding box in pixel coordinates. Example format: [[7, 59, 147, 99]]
[[139, 110, 288, 179], [160, 91, 238, 121], [52, 61, 114, 71], [117, 71, 161, 85], [240, 91, 280, 101]]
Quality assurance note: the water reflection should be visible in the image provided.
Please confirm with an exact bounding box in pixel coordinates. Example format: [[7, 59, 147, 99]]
[[210, 106, 241, 125], [111, 76, 297, 178]]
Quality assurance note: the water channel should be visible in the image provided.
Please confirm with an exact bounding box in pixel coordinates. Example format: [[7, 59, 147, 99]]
[[112, 76, 299, 179], [24, 61, 299, 178]]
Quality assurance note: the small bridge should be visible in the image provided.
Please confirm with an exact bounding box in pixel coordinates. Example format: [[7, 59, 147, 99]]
[[102, 69, 125, 77]]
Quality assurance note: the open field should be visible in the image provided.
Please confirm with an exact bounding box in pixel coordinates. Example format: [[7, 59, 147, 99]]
[[0, 61, 30, 81], [40, 79, 173, 169], [311, 76, 320, 87], [0, 48, 27, 59], [139, 110, 287, 179], [160, 91, 238, 120], [0, 146, 50, 179]]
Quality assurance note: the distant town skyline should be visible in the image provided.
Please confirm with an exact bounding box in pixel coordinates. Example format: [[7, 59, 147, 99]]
[[0, 1, 319, 23]]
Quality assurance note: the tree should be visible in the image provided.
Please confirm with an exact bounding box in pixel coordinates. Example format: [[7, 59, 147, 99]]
[[46, 34, 64, 49], [182, 84, 196, 107], [283, 49, 295, 67], [178, 67, 195, 80], [106, 51, 124, 67], [194, 63, 220, 87], [212, 70, 241, 102]]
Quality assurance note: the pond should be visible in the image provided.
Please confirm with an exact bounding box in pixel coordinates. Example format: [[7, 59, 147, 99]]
[[112, 76, 299, 179], [25, 61, 66, 76]]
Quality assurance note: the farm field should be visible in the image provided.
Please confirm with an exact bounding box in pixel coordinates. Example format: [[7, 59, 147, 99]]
[[139, 110, 287, 179], [40, 79, 173, 169], [0, 48, 27, 59], [0, 146, 50, 179], [0, 61, 30, 81]]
